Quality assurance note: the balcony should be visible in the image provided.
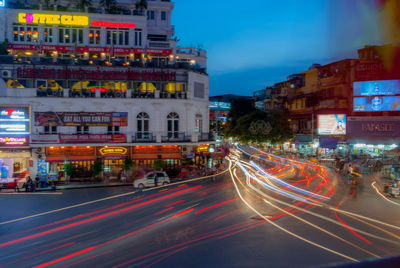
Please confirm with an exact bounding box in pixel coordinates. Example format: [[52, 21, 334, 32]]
[[162, 132, 191, 143], [199, 133, 215, 142], [132, 132, 156, 143]]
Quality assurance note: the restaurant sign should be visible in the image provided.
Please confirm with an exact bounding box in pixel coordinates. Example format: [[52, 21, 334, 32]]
[[99, 147, 128, 156], [0, 105, 30, 147], [18, 13, 89, 26], [35, 112, 128, 127]]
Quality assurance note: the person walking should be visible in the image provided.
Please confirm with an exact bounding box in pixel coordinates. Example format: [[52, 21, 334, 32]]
[[347, 164, 353, 185]]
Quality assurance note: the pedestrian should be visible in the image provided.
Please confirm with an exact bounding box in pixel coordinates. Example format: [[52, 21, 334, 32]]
[[154, 175, 158, 187], [25, 176, 34, 192], [121, 172, 127, 183], [35, 175, 40, 188], [347, 164, 353, 184]]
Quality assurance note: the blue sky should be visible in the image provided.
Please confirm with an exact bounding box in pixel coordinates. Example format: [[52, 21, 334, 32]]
[[172, 0, 382, 96]]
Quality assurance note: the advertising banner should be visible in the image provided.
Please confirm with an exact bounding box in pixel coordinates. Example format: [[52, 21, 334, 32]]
[[317, 114, 346, 135], [353, 80, 400, 96], [34, 112, 128, 127], [59, 134, 126, 144], [353, 96, 400, 112], [30, 135, 60, 144]]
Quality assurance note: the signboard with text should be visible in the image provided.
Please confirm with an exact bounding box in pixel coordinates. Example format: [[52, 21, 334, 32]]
[[34, 112, 128, 127], [59, 134, 126, 144], [353, 80, 400, 96], [0, 105, 30, 147], [347, 117, 400, 139]]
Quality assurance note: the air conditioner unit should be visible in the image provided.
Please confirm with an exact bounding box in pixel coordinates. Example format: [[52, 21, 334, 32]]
[[1, 70, 12, 79]]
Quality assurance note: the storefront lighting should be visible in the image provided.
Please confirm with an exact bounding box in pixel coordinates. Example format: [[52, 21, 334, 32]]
[[50, 146, 54, 149], [24, 51, 32, 56], [92, 55, 98, 58], [377, 145, 385, 149], [391, 144, 398, 148], [354, 144, 366, 148], [367, 145, 374, 148]]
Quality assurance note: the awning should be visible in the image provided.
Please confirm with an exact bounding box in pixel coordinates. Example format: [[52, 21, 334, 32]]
[[319, 137, 339, 149], [46, 156, 97, 162], [131, 153, 182, 160], [293, 136, 312, 143]]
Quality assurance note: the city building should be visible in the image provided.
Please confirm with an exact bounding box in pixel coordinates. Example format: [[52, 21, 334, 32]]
[[254, 44, 400, 157], [0, 0, 212, 182]]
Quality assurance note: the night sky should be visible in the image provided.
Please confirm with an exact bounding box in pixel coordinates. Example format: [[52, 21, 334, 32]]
[[173, 0, 384, 96]]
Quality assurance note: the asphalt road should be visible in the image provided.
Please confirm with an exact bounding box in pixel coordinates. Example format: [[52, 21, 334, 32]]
[[0, 147, 399, 268]]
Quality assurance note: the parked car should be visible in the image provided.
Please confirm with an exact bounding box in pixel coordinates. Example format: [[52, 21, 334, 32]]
[[133, 171, 170, 189]]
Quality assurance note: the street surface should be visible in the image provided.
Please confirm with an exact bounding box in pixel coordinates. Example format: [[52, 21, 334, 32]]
[[1, 146, 399, 267]]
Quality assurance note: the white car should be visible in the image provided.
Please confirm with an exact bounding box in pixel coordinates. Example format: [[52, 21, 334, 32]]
[[133, 171, 170, 189]]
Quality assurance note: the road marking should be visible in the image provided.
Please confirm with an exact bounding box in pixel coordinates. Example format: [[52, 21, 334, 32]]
[[371, 181, 400, 206], [0, 169, 229, 226]]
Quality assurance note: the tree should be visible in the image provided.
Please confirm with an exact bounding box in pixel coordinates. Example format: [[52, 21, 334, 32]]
[[135, 0, 147, 11], [0, 40, 9, 55], [76, 0, 92, 12], [64, 163, 75, 181], [227, 109, 292, 144], [100, 0, 120, 14], [122, 156, 134, 171], [153, 160, 165, 171], [92, 160, 103, 179], [224, 98, 256, 137]]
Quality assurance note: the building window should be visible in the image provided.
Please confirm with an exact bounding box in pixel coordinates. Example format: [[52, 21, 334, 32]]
[[44, 27, 53, 43], [107, 29, 129, 46], [44, 126, 57, 134], [59, 28, 83, 44], [13, 26, 38, 43], [195, 114, 202, 133], [194, 82, 205, 98], [89, 29, 101, 45], [107, 126, 119, 134], [135, 30, 142, 46], [147, 10, 155, 20], [137, 112, 149, 139], [161, 11, 167, 21], [167, 112, 179, 138]]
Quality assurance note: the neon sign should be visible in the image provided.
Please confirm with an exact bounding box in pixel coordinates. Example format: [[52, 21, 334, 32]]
[[91, 21, 136, 28], [18, 13, 89, 26], [99, 147, 128, 155], [0, 137, 28, 146]]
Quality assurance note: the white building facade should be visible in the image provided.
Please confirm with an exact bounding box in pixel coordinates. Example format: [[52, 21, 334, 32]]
[[0, 0, 211, 182]]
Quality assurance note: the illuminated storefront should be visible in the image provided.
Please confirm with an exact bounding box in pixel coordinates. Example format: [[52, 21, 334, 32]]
[[0, 105, 31, 181]]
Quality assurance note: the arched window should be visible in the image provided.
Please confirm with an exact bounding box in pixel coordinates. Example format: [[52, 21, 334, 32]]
[[195, 114, 202, 133], [137, 112, 149, 139], [167, 112, 179, 138]]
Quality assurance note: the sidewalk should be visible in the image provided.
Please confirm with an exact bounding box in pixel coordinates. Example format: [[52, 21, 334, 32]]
[[371, 173, 400, 204], [35, 182, 133, 191]]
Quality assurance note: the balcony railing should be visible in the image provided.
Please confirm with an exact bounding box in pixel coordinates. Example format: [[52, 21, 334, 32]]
[[162, 132, 191, 143], [199, 133, 215, 142], [132, 132, 156, 143]]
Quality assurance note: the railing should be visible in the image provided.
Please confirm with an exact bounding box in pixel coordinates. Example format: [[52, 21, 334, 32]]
[[160, 92, 187, 99], [0, 56, 207, 74], [132, 132, 156, 143], [37, 89, 64, 98], [69, 90, 96, 98], [162, 132, 191, 143], [199, 133, 215, 142]]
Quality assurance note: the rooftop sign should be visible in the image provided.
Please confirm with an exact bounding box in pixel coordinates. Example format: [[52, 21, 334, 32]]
[[91, 21, 136, 28], [18, 13, 89, 26]]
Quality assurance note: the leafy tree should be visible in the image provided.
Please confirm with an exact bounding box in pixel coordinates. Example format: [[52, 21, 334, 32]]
[[135, 0, 147, 11], [76, 0, 92, 12], [92, 160, 103, 178], [0, 40, 9, 55], [122, 156, 134, 171], [64, 163, 75, 178], [100, 0, 120, 14], [224, 98, 256, 137], [153, 160, 165, 171]]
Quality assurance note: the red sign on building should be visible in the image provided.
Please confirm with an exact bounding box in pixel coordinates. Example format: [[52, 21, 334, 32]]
[[59, 134, 126, 144]]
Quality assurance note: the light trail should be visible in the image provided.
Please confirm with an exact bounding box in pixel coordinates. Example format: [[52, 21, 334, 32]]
[[371, 181, 400, 206], [0, 186, 202, 248], [228, 158, 358, 262]]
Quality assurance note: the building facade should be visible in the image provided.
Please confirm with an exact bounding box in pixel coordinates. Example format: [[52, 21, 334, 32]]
[[0, 0, 212, 182]]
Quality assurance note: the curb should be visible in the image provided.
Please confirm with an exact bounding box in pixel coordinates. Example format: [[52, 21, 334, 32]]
[[35, 183, 133, 192]]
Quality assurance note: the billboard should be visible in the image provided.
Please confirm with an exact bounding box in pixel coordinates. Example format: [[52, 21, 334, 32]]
[[353, 80, 400, 96], [34, 112, 128, 127], [0, 105, 30, 147], [317, 114, 346, 135], [353, 96, 400, 112]]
